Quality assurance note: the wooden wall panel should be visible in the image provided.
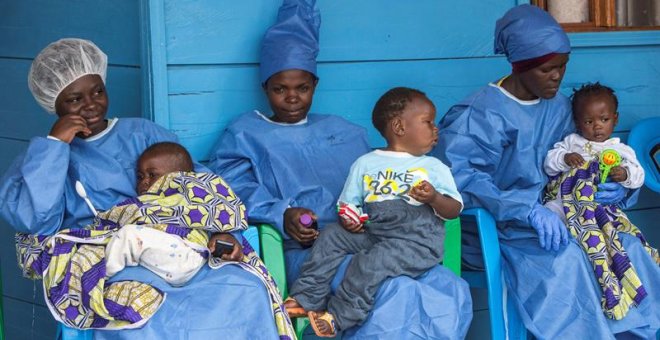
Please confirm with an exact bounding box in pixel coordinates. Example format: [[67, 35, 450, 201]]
[[0, 0, 140, 66], [0, 138, 54, 339], [164, 0, 508, 64], [1, 298, 56, 340], [563, 45, 660, 131]]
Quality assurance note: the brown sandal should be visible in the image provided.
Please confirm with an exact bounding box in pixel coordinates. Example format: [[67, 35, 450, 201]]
[[308, 311, 337, 338]]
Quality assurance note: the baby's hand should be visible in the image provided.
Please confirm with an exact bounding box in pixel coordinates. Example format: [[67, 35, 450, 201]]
[[408, 180, 438, 204], [608, 166, 628, 183], [564, 152, 585, 167], [337, 202, 367, 233], [208, 233, 243, 261], [339, 216, 364, 233]]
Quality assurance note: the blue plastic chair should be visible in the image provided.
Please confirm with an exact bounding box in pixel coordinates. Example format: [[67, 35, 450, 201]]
[[56, 226, 262, 340], [627, 117, 660, 193], [460, 208, 526, 340]]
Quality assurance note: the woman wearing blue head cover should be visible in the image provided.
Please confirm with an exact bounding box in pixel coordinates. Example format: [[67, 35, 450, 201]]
[[431, 5, 658, 339], [209, 1, 473, 338], [0, 38, 282, 339], [209, 0, 371, 284]]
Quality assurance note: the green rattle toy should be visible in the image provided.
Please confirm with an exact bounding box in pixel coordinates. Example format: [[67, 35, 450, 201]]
[[599, 149, 621, 183]]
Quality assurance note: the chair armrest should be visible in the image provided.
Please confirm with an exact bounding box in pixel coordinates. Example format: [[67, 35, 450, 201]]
[[461, 208, 506, 332], [257, 224, 288, 298], [242, 226, 260, 255], [461, 208, 500, 258]]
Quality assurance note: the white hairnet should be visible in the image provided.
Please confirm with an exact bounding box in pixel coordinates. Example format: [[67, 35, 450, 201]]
[[28, 38, 108, 114]]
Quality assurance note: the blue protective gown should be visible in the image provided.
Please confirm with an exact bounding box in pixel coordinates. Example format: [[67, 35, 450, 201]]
[[0, 118, 280, 339], [432, 82, 660, 339], [209, 110, 473, 339]]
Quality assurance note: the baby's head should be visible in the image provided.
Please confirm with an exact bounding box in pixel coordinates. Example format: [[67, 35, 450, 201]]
[[137, 142, 193, 194], [372, 87, 438, 156], [571, 82, 619, 143]]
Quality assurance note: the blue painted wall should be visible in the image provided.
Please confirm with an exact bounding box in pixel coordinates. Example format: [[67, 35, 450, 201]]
[[0, 0, 658, 338]]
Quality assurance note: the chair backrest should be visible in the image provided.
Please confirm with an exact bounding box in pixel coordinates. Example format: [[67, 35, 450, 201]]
[[628, 117, 660, 193]]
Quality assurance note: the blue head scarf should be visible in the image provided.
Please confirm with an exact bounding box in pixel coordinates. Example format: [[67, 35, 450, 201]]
[[260, 0, 321, 84], [494, 4, 570, 63]]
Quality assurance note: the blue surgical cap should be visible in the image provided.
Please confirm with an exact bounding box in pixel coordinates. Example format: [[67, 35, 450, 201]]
[[494, 4, 570, 63], [260, 0, 320, 84]]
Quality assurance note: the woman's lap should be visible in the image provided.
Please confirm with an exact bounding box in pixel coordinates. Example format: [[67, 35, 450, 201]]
[[500, 226, 659, 339], [95, 264, 279, 339], [286, 249, 472, 339]]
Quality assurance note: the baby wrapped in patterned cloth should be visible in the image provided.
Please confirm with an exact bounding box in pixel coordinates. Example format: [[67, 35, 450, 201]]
[[543, 83, 659, 320], [16, 142, 295, 337]]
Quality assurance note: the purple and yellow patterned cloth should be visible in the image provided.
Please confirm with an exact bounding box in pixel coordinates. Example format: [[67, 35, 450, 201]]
[[544, 161, 660, 320], [15, 172, 295, 338]]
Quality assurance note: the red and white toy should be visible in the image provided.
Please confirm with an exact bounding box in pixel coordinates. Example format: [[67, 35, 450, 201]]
[[337, 202, 369, 225]]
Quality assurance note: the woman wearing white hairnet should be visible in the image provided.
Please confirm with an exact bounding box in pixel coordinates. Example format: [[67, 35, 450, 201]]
[[0, 38, 281, 339]]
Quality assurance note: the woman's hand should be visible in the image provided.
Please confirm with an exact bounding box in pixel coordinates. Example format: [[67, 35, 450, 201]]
[[563, 152, 585, 168], [49, 114, 92, 143], [208, 233, 243, 261], [595, 182, 626, 205], [284, 207, 319, 245]]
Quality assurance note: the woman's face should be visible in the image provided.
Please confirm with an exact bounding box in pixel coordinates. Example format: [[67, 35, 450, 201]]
[[54, 74, 109, 137], [519, 54, 569, 100], [264, 69, 318, 124]]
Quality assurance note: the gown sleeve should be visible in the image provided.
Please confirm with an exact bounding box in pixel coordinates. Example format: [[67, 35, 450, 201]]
[[208, 130, 293, 237], [618, 143, 645, 189], [438, 106, 538, 226], [544, 134, 574, 176], [0, 137, 70, 234]]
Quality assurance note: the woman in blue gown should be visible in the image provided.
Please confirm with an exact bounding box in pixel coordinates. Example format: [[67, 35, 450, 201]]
[[431, 5, 659, 339], [0, 38, 280, 339], [208, 1, 473, 338]]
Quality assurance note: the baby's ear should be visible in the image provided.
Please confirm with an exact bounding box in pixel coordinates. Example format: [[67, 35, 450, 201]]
[[391, 117, 405, 136]]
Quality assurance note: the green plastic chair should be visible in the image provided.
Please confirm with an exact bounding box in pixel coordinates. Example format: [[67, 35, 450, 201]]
[[258, 217, 461, 339]]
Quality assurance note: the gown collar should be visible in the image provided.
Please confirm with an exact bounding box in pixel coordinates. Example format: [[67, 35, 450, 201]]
[[255, 110, 309, 126], [84, 117, 118, 142], [489, 76, 541, 106]]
